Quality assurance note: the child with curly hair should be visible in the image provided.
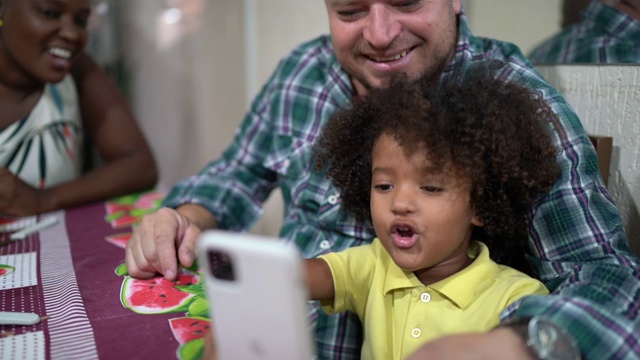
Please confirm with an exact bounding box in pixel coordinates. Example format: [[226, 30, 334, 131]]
[[304, 75, 562, 359]]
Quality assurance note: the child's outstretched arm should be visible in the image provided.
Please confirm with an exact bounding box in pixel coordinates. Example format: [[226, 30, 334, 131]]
[[305, 259, 335, 301]]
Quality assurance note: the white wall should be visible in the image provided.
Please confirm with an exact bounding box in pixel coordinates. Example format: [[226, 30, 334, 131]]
[[123, 0, 246, 189], [245, 0, 329, 97]]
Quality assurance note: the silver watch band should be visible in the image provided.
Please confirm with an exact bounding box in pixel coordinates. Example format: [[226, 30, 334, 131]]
[[501, 317, 581, 360]]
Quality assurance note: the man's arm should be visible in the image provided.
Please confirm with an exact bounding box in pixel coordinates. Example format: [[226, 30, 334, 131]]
[[406, 329, 534, 360], [502, 67, 640, 359]]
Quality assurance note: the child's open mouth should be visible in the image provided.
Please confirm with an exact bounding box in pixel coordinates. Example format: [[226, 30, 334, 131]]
[[391, 224, 419, 249]]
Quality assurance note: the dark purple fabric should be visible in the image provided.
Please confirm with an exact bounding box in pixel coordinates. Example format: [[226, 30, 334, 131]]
[[0, 232, 51, 358], [64, 202, 179, 359]]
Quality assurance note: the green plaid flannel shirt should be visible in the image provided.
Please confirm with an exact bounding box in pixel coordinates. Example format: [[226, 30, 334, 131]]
[[165, 10, 640, 360], [529, 1, 640, 64]]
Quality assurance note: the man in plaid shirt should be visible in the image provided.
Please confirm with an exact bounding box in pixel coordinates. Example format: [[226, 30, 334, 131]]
[[529, 0, 640, 64], [125, 1, 640, 359]]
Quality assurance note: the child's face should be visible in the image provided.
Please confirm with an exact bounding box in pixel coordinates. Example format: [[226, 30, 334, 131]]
[[370, 133, 482, 284]]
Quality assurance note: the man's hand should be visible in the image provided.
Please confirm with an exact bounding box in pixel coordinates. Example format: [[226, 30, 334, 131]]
[[406, 328, 535, 360], [0, 168, 48, 216], [125, 207, 203, 280]]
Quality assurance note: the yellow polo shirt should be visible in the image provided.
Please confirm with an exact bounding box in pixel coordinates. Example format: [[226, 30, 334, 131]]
[[319, 239, 549, 360]]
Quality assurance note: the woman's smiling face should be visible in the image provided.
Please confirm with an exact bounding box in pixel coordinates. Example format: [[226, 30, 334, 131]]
[[0, 0, 91, 85]]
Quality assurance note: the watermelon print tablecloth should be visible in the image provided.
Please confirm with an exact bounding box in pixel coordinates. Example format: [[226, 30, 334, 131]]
[[0, 190, 207, 359]]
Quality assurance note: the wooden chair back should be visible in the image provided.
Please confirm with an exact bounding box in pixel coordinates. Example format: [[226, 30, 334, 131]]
[[588, 134, 613, 187]]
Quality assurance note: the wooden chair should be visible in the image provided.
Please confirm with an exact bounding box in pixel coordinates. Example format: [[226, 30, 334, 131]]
[[588, 135, 613, 187]]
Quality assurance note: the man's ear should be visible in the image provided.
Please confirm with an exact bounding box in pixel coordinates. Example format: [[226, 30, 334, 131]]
[[452, 0, 462, 15]]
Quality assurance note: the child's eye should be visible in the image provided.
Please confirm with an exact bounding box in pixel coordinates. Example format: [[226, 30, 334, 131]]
[[374, 184, 393, 192], [421, 186, 441, 193]]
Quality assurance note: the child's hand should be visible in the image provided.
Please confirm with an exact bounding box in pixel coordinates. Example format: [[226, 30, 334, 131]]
[[202, 328, 218, 360]]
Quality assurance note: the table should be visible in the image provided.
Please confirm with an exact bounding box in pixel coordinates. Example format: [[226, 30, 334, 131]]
[[0, 192, 209, 360]]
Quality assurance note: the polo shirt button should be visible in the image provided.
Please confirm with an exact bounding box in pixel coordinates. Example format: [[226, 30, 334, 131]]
[[411, 328, 421, 338], [320, 240, 331, 249], [327, 193, 340, 205], [420, 292, 431, 303]]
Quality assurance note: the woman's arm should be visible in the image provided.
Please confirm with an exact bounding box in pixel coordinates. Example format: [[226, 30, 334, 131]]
[[39, 53, 157, 211], [305, 258, 335, 301]]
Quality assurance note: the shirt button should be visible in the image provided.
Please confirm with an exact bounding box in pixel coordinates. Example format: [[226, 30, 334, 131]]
[[411, 328, 421, 338], [319, 240, 331, 249], [420, 292, 431, 303], [327, 193, 340, 205]]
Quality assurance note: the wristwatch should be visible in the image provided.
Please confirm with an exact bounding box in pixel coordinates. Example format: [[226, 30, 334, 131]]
[[502, 317, 581, 360]]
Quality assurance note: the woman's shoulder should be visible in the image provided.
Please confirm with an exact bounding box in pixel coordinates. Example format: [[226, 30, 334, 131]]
[[43, 75, 81, 124]]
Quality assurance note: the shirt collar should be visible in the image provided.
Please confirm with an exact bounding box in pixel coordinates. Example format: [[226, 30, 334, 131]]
[[582, 1, 640, 39], [382, 241, 499, 309], [440, 8, 483, 85]]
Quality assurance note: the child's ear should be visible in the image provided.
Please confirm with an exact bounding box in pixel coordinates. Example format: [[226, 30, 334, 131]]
[[471, 214, 484, 227]]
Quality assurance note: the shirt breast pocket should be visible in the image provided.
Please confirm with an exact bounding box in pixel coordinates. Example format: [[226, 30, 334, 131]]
[[263, 136, 343, 222]]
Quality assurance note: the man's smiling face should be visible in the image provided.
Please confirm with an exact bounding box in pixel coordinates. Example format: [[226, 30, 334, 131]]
[[324, 0, 460, 95]]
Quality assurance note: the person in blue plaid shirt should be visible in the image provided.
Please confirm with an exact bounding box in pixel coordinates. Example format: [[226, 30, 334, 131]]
[[529, 0, 640, 64], [125, 1, 640, 359]]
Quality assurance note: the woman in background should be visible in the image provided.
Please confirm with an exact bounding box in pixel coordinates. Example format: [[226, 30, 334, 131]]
[[0, 0, 157, 216]]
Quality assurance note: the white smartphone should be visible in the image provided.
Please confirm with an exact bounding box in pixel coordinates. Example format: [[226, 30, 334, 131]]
[[197, 230, 314, 360]]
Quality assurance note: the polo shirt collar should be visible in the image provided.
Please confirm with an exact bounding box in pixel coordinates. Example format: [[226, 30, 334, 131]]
[[382, 241, 498, 309]]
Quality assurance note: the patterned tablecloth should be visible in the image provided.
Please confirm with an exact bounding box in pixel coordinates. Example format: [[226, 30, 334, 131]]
[[0, 191, 209, 360]]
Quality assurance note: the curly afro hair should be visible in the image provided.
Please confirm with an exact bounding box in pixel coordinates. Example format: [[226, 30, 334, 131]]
[[313, 75, 561, 274]]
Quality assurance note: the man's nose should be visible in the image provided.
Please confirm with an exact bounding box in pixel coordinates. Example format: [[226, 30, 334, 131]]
[[362, 5, 401, 49]]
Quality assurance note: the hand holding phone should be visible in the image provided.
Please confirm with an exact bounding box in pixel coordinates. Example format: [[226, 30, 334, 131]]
[[197, 230, 315, 360]]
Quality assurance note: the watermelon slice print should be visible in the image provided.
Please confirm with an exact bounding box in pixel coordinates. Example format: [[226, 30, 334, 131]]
[[105, 203, 139, 229], [120, 274, 200, 314], [0, 218, 15, 225], [105, 202, 134, 214], [105, 232, 132, 249], [135, 192, 165, 209], [0, 264, 15, 276], [104, 190, 165, 229], [170, 317, 210, 360], [169, 316, 211, 344]]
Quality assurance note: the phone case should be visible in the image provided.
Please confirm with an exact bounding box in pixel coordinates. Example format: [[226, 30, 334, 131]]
[[197, 230, 314, 360]]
